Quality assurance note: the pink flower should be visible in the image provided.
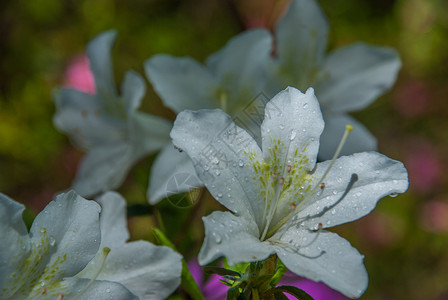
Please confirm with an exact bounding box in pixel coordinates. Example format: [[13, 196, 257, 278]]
[[63, 54, 96, 94]]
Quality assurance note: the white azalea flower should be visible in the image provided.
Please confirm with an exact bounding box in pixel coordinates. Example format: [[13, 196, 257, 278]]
[[170, 87, 408, 298], [144, 30, 272, 203], [53, 30, 171, 197], [0, 191, 182, 299], [264, 0, 401, 159]]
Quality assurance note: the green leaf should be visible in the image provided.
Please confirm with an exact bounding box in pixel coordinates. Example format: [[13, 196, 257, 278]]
[[264, 286, 315, 300], [153, 229, 204, 300], [227, 286, 240, 300], [273, 292, 289, 300], [270, 260, 287, 287], [203, 266, 241, 277]]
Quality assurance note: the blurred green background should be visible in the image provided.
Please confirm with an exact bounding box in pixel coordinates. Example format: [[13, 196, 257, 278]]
[[0, 0, 447, 299]]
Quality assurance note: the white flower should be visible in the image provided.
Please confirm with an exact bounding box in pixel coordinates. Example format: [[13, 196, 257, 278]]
[[0, 191, 182, 300], [144, 30, 272, 204], [264, 0, 401, 159], [53, 30, 171, 197], [170, 87, 408, 298]]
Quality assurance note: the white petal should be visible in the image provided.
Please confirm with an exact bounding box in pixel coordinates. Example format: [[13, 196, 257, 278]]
[[145, 54, 218, 113], [317, 43, 401, 112], [268, 0, 328, 92], [53, 88, 124, 150], [205, 29, 272, 112], [86, 30, 118, 100], [0, 194, 31, 297], [130, 112, 172, 157], [300, 152, 408, 228], [72, 143, 134, 197], [274, 229, 368, 298], [147, 143, 201, 205], [261, 87, 323, 171], [199, 211, 273, 266], [94, 241, 182, 299], [96, 192, 129, 248], [318, 113, 377, 160], [121, 71, 145, 115], [75, 192, 130, 281], [58, 277, 138, 300], [171, 109, 264, 223], [29, 191, 101, 281]]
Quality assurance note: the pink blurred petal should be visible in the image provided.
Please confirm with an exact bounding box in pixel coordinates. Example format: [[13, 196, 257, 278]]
[[420, 199, 448, 233], [280, 271, 350, 300], [405, 142, 443, 194], [63, 54, 96, 94], [393, 81, 431, 118]]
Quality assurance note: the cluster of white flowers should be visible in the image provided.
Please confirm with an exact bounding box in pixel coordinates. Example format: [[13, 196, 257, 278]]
[[1, 0, 408, 299]]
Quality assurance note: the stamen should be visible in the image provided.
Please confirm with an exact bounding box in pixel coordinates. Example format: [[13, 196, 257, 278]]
[[71, 247, 111, 300], [287, 165, 292, 172], [174, 145, 183, 153], [265, 125, 354, 239], [41, 288, 47, 295], [56, 294, 64, 300]]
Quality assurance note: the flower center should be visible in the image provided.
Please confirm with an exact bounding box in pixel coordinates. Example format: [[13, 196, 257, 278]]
[[256, 125, 353, 241]]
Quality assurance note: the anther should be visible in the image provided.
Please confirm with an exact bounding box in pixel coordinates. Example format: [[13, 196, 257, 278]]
[[290, 202, 297, 210], [174, 145, 183, 152], [41, 288, 47, 295], [56, 294, 64, 300], [313, 223, 323, 232], [320, 182, 325, 189], [287, 165, 292, 172], [279, 177, 285, 185], [272, 173, 277, 180]]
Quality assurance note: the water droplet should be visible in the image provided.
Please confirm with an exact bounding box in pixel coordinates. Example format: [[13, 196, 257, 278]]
[[331, 209, 336, 215], [106, 288, 111, 293], [289, 130, 297, 141], [279, 124, 285, 130], [332, 191, 337, 195], [303, 103, 308, 109], [217, 193, 223, 198], [215, 169, 221, 176], [211, 157, 219, 165], [203, 164, 210, 171], [212, 232, 222, 244], [389, 193, 398, 198], [238, 160, 244, 167], [49, 236, 56, 247]]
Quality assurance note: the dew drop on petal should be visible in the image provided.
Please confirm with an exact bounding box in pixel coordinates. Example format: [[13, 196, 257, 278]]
[[217, 193, 223, 198], [289, 130, 297, 141], [389, 193, 398, 198], [238, 160, 244, 167], [215, 169, 221, 176], [212, 232, 222, 244], [303, 103, 308, 109], [49, 236, 56, 247], [279, 124, 285, 130]]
